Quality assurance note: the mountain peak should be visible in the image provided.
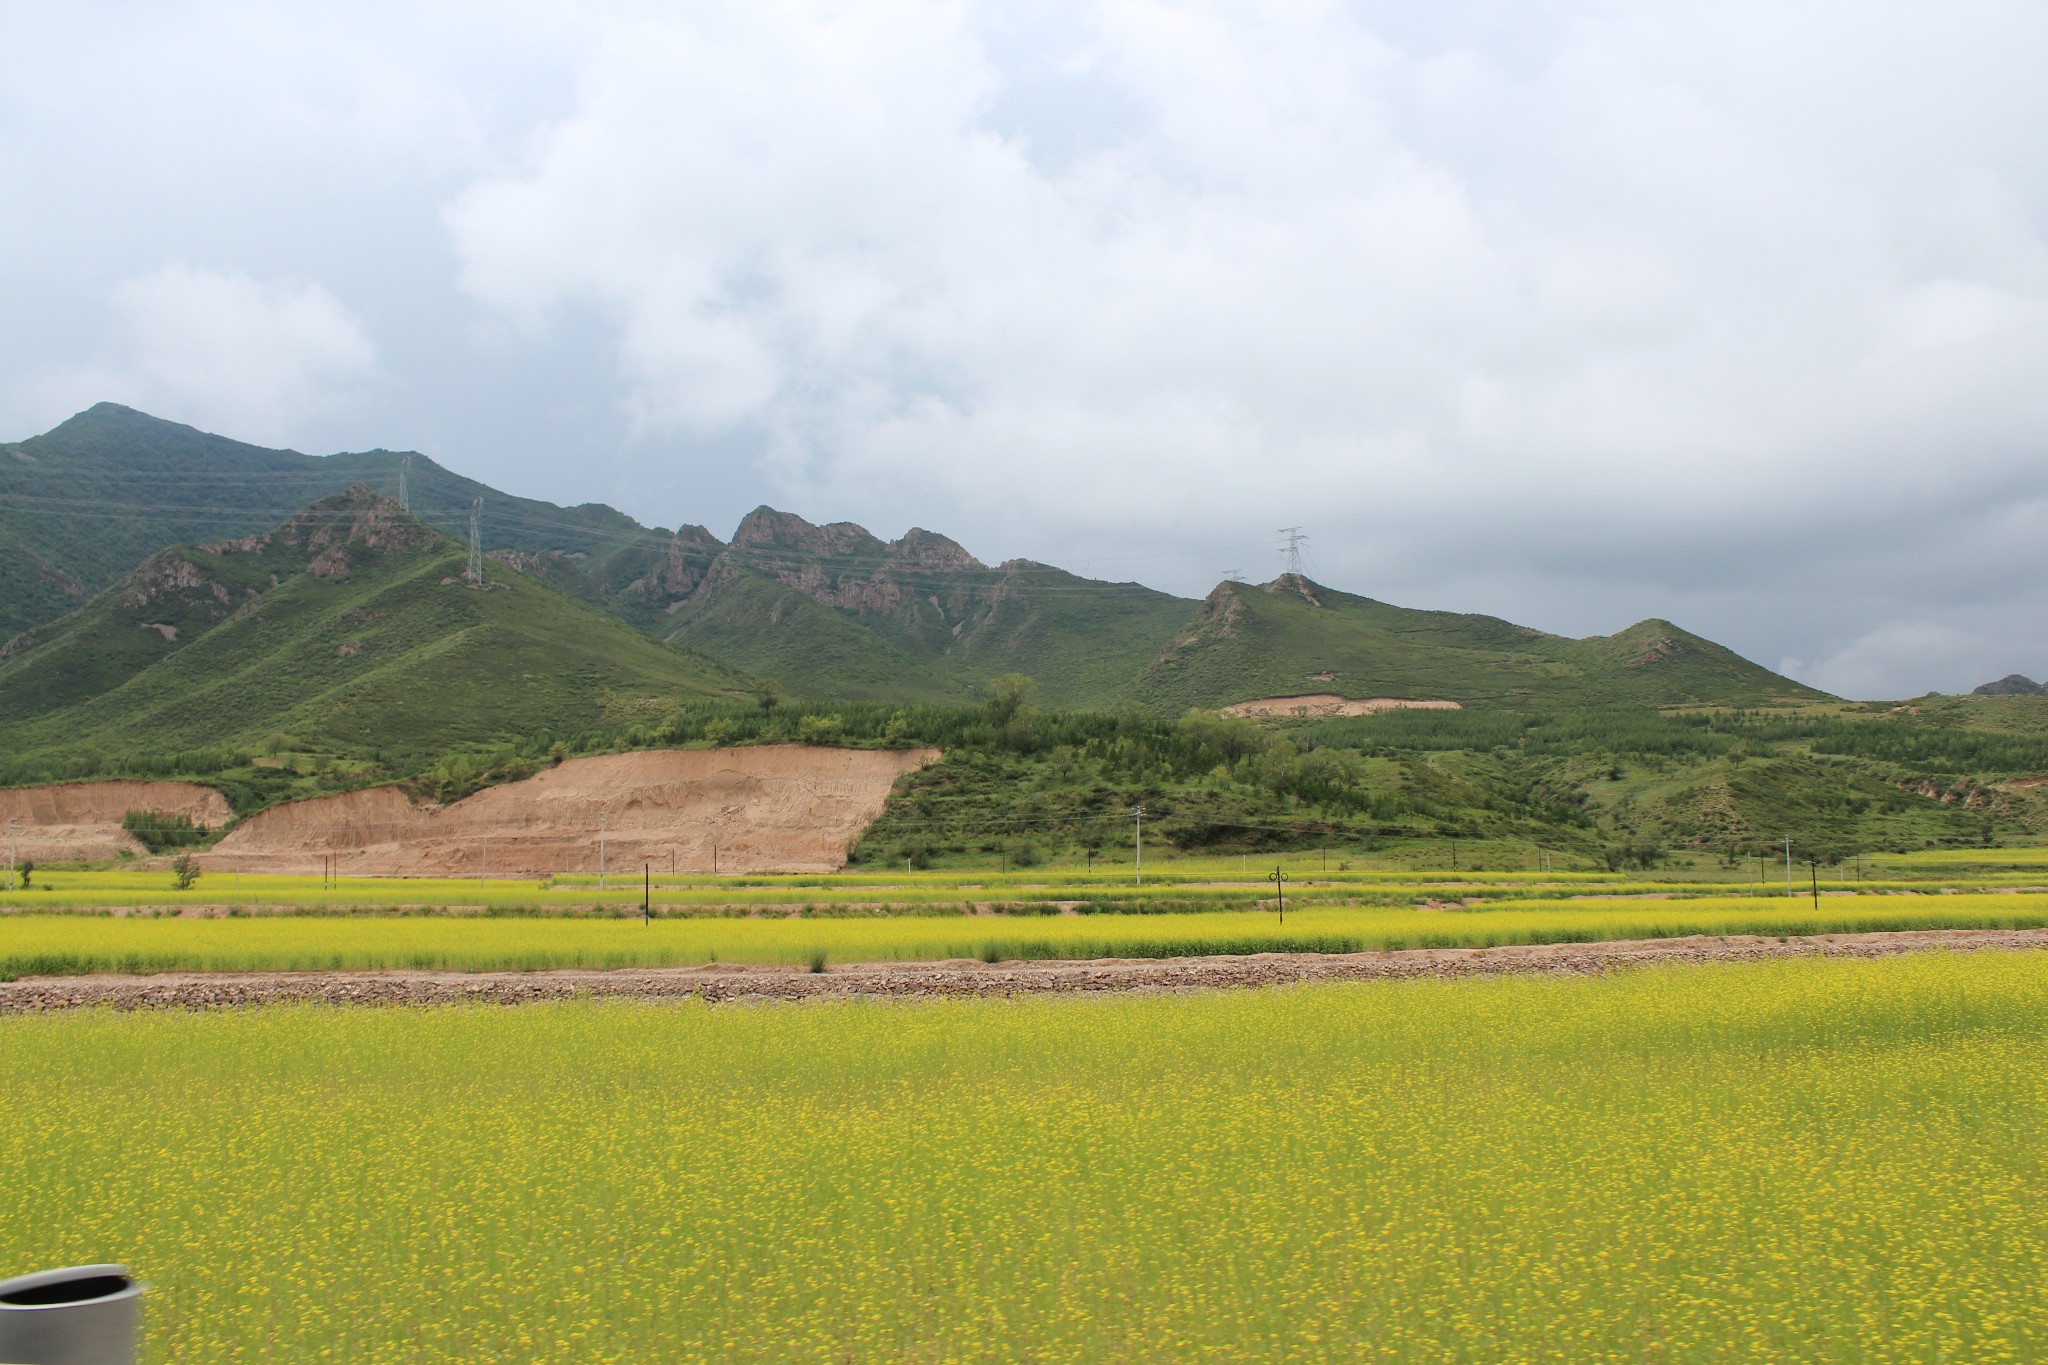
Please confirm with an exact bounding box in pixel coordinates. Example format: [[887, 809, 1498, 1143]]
[[1263, 572, 1324, 607], [39, 402, 281, 452], [730, 506, 885, 557], [189, 485, 443, 583], [1973, 674, 2046, 696], [893, 527, 985, 574]]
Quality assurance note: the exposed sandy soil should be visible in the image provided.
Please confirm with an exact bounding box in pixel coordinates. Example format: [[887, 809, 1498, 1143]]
[[1222, 695, 1464, 719], [0, 781, 233, 863], [8, 928, 2044, 1011], [200, 745, 938, 878]]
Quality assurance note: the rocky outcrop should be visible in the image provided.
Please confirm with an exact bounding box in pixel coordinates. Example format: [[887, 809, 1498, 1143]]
[[1973, 675, 2046, 696], [634, 524, 723, 605], [719, 506, 995, 621], [118, 552, 231, 610]]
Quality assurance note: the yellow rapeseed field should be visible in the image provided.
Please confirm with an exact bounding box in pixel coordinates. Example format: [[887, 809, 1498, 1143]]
[[5, 895, 2048, 977], [4, 952, 2048, 1360]]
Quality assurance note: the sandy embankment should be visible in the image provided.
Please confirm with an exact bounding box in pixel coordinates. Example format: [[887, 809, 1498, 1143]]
[[200, 745, 939, 878], [1222, 695, 1464, 719], [0, 781, 234, 863]]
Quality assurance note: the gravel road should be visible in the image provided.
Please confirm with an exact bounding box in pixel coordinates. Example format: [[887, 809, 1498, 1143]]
[[6, 927, 2047, 1011]]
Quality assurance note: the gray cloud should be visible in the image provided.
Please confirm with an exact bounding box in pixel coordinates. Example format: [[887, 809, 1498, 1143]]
[[5, 1, 2045, 697]]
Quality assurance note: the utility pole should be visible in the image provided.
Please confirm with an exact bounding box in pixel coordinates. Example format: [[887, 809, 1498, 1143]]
[[399, 455, 410, 512], [599, 813, 607, 891], [7, 817, 14, 892], [1132, 805, 1144, 886], [1784, 836, 1793, 898], [644, 864, 651, 925], [1810, 860, 1819, 911], [466, 496, 483, 587], [1271, 867, 1288, 925]]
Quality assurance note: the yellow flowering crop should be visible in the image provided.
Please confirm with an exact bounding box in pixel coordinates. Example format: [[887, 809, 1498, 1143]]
[[5, 895, 2048, 978], [5, 952, 2048, 1360]]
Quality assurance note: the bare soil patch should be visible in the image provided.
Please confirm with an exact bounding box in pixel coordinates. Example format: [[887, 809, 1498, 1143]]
[[1222, 695, 1463, 719], [0, 781, 232, 863], [201, 745, 937, 878], [8, 928, 2045, 1012]]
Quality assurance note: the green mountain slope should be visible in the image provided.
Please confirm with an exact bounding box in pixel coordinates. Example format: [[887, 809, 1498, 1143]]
[[1, 407, 1822, 717], [665, 507, 1194, 708], [662, 559, 968, 703], [0, 403, 684, 638], [0, 486, 741, 758], [1138, 575, 1824, 710]]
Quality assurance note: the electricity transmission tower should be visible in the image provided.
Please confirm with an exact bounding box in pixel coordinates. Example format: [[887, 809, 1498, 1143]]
[[1278, 527, 1308, 576], [398, 455, 410, 512], [466, 497, 483, 586]]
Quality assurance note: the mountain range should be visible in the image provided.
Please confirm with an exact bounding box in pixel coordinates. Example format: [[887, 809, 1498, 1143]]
[[0, 404, 1825, 752]]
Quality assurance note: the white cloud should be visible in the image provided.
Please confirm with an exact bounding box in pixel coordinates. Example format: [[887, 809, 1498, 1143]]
[[440, 3, 2048, 557], [1787, 621, 2015, 702], [21, 264, 378, 449]]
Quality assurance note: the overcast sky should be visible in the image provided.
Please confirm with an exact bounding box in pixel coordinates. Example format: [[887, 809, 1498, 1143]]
[[5, 1, 2045, 698]]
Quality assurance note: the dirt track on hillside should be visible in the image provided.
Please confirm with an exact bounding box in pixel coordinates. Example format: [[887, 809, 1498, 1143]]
[[8, 927, 2045, 1012], [0, 781, 233, 863], [200, 746, 938, 878]]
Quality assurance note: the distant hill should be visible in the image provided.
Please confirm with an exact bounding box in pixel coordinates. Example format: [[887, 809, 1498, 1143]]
[[0, 403, 678, 638], [1135, 575, 1826, 711], [1973, 674, 2047, 696], [0, 405, 1826, 714], [0, 486, 740, 758]]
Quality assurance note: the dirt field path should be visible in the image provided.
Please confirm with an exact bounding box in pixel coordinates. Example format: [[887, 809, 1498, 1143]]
[[7, 928, 2048, 1012]]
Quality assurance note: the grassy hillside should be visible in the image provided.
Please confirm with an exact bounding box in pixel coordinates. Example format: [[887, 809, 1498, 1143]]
[[4, 408, 1820, 719], [664, 560, 970, 704], [1137, 576, 1824, 711], [0, 488, 741, 764], [0, 404, 677, 638], [683, 508, 1194, 709]]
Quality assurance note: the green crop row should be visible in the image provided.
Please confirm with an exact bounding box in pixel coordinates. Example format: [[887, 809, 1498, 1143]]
[[5, 895, 2047, 978]]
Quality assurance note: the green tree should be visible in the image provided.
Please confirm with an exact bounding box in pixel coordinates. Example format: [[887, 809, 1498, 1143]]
[[985, 674, 1035, 727], [754, 677, 783, 717], [798, 714, 844, 745], [172, 853, 201, 890]]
